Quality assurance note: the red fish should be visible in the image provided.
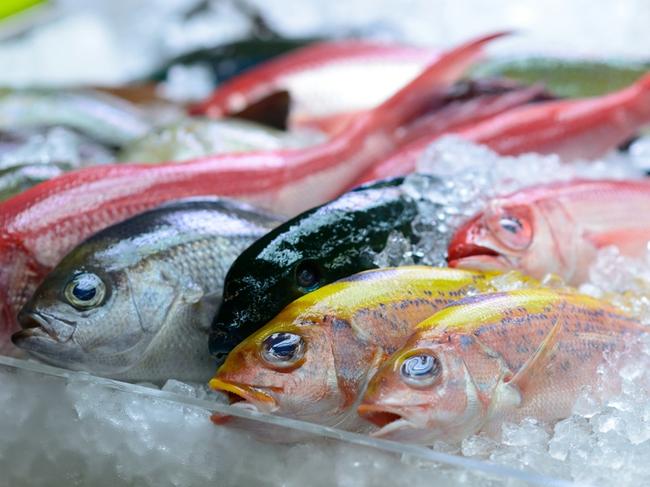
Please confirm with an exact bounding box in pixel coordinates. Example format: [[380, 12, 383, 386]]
[[0, 33, 503, 353], [447, 179, 650, 285], [189, 40, 438, 133], [353, 72, 650, 186]]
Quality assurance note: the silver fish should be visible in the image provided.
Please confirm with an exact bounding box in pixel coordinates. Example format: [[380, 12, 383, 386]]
[[12, 198, 281, 383]]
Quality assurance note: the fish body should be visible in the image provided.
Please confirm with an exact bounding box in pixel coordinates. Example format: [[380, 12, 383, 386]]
[[0, 33, 500, 347], [210, 177, 420, 360], [354, 72, 650, 185], [447, 179, 650, 285], [209, 266, 534, 429], [11, 198, 280, 380], [190, 40, 437, 132], [0, 89, 151, 147], [359, 290, 644, 444]]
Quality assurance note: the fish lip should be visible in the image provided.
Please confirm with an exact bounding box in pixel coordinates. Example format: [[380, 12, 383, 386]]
[[208, 378, 279, 422], [358, 405, 417, 438], [448, 254, 511, 272], [16, 310, 75, 343], [447, 242, 500, 262]]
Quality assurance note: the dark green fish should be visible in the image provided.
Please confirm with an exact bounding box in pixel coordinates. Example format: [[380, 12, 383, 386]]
[[209, 177, 433, 360], [13, 199, 281, 383], [474, 56, 650, 98]]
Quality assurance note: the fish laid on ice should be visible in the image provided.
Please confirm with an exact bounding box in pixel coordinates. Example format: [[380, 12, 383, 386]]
[[358, 289, 645, 444], [209, 266, 536, 429], [11, 199, 280, 380], [447, 179, 650, 285], [0, 33, 501, 348]]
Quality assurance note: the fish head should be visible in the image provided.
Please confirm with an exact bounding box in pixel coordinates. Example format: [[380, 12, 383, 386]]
[[211, 305, 376, 425], [448, 199, 555, 278], [12, 239, 177, 375], [358, 331, 489, 443]]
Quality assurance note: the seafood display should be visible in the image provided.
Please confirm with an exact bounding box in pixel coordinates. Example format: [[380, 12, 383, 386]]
[[12, 198, 280, 380], [358, 290, 645, 443], [209, 267, 535, 428], [2, 23, 650, 486], [0, 33, 499, 346]]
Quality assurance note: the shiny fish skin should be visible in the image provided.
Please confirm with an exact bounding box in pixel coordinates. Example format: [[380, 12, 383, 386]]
[[12, 198, 280, 382], [359, 290, 645, 444], [209, 266, 535, 430]]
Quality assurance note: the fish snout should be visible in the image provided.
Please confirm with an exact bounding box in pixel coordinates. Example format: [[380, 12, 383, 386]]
[[15, 309, 75, 343]]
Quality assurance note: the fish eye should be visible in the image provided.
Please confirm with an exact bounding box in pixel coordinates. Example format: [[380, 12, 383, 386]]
[[489, 209, 533, 251], [64, 272, 106, 309], [295, 260, 321, 291], [260, 332, 305, 369], [400, 353, 441, 387]]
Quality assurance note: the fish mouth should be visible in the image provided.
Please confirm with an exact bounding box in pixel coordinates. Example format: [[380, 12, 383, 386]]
[[14, 310, 75, 345], [357, 404, 415, 437], [208, 378, 278, 424], [447, 240, 512, 271]]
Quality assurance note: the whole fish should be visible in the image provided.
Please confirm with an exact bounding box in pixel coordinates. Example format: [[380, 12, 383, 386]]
[[0, 33, 500, 349], [119, 118, 324, 163], [353, 72, 650, 186], [358, 290, 644, 444], [11, 198, 281, 380], [0, 88, 151, 147], [447, 179, 650, 285], [190, 40, 438, 132], [209, 266, 536, 429]]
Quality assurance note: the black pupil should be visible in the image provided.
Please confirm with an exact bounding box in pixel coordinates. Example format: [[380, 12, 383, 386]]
[[500, 216, 523, 234], [265, 333, 300, 359], [296, 262, 319, 289], [72, 276, 97, 301], [402, 355, 439, 379]]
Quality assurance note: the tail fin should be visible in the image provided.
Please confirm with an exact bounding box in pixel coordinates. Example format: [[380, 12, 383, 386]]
[[358, 32, 510, 136]]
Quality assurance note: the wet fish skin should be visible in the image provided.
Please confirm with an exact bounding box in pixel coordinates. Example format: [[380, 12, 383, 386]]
[[11, 198, 280, 382], [358, 290, 645, 444], [0, 33, 499, 351], [209, 266, 533, 430], [209, 177, 420, 360], [447, 179, 650, 285]]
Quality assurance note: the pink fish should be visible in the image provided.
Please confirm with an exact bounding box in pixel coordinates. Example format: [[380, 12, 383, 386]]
[[353, 72, 650, 186], [190, 40, 438, 133], [0, 33, 503, 354], [447, 179, 650, 284]]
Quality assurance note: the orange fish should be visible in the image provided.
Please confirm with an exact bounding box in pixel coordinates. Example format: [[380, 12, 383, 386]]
[[358, 289, 645, 444], [209, 266, 532, 430]]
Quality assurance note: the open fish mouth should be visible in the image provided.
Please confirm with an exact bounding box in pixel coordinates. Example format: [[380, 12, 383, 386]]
[[209, 378, 278, 424], [357, 404, 416, 438]]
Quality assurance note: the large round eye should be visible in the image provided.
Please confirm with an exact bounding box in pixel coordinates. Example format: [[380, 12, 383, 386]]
[[261, 332, 305, 369], [64, 272, 106, 309], [295, 260, 321, 291], [488, 208, 533, 251], [400, 353, 441, 387]]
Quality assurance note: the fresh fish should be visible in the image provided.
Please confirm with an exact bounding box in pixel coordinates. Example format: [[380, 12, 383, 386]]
[[473, 56, 650, 98], [119, 117, 324, 163], [0, 33, 500, 349], [358, 289, 645, 444], [447, 179, 650, 285], [209, 266, 535, 429], [0, 127, 115, 201], [209, 177, 420, 360], [354, 72, 650, 185], [190, 40, 438, 132], [11, 198, 281, 381], [0, 88, 151, 147]]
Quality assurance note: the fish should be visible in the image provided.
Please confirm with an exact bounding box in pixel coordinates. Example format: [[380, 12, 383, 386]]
[[0, 88, 151, 147], [358, 289, 645, 444], [118, 117, 324, 163], [11, 198, 281, 381], [447, 179, 650, 285], [209, 266, 536, 429], [189, 40, 438, 133], [0, 33, 501, 350], [353, 72, 650, 185]]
